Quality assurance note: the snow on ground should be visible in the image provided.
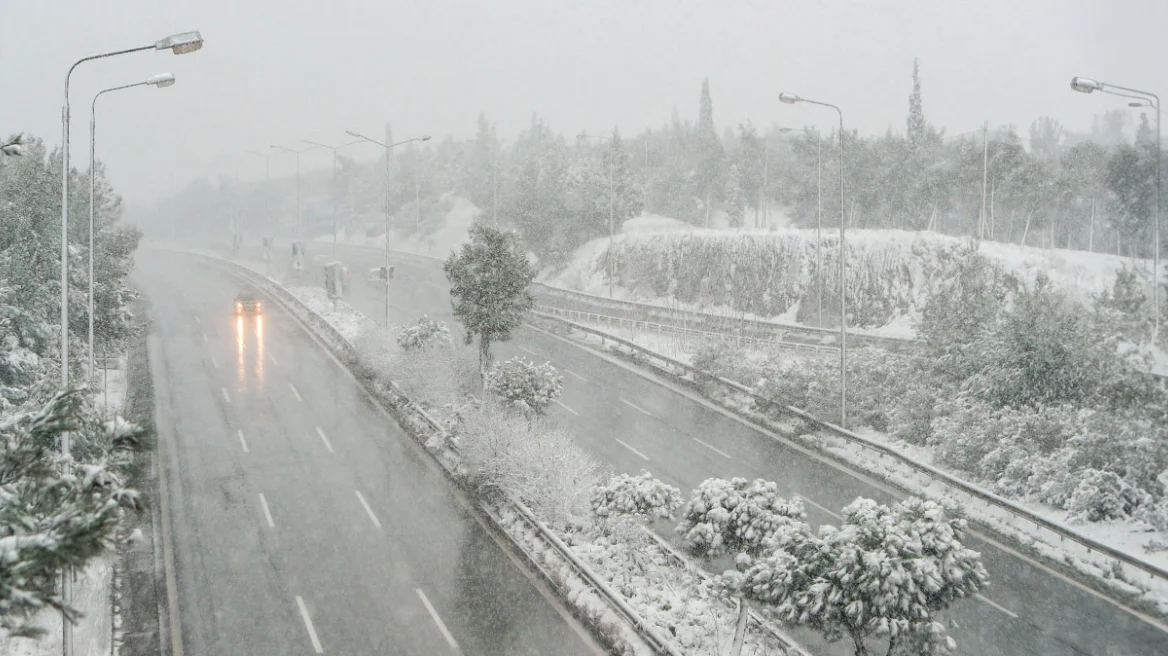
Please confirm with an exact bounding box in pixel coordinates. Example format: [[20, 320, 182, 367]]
[[0, 556, 116, 656], [97, 356, 126, 418], [312, 194, 478, 260], [285, 286, 376, 344]]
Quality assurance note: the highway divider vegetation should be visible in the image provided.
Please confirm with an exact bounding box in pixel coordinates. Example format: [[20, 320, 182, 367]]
[[0, 134, 147, 638]]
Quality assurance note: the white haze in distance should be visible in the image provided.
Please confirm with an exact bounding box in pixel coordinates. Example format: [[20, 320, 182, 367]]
[[0, 0, 1164, 205]]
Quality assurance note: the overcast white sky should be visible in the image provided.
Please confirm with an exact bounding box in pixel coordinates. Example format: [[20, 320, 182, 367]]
[[2, 0, 1165, 206]]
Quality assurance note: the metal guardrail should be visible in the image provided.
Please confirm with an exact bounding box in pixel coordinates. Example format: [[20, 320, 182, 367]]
[[531, 310, 1168, 588], [179, 250, 698, 656]]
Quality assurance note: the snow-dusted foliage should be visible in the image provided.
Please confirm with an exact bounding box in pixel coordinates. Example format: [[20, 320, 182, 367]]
[[591, 471, 683, 521], [676, 477, 806, 560], [396, 315, 451, 351], [484, 356, 563, 416], [389, 338, 478, 415], [734, 497, 987, 656], [457, 403, 598, 528], [0, 391, 143, 637]]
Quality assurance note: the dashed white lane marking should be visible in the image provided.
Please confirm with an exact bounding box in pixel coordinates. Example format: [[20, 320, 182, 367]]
[[976, 593, 1019, 619], [289, 382, 303, 402], [693, 437, 732, 459], [271, 354, 280, 366], [518, 346, 538, 356], [202, 333, 208, 344], [295, 596, 324, 654], [354, 490, 382, 528], [799, 495, 842, 520], [564, 368, 589, 383], [615, 438, 651, 462], [620, 399, 653, 417], [553, 399, 579, 416], [258, 493, 275, 528], [238, 429, 249, 453], [221, 387, 231, 404], [194, 315, 201, 324], [210, 356, 219, 369], [315, 426, 335, 454], [416, 588, 460, 652]]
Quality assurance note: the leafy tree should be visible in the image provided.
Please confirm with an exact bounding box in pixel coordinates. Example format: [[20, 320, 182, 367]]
[[443, 224, 535, 375], [734, 123, 765, 226], [677, 477, 806, 655], [736, 497, 988, 656], [484, 356, 563, 415]]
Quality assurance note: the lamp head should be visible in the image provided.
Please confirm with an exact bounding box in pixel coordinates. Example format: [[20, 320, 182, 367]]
[[155, 31, 204, 55], [778, 92, 801, 105], [147, 73, 176, 88], [1070, 76, 1102, 94]]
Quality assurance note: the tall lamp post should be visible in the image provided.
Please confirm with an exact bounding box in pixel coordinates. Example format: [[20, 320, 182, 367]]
[[344, 130, 431, 327], [779, 91, 848, 428], [59, 32, 201, 656], [578, 132, 616, 298], [88, 73, 176, 379], [301, 138, 363, 258], [270, 144, 322, 243], [1071, 76, 1161, 342], [245, 149, 275, 238]]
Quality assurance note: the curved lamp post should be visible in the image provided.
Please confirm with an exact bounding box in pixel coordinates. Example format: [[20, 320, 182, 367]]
[[59, 32, 200, 656], [88, 73, 175, 380], [779, 91, 848, 428], [301, 138, 364, 258], [1071, 76, 1161, 342], [343, 131, 431, 327], [269, 143, 323, 243]]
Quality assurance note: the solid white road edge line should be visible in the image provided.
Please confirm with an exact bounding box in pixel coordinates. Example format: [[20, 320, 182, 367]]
[[238, 429, 249, 454], [553, 399, 579, 416], [289, 382, 303, 402], [692, 437, 732, 459], [295, 596, 325, 654], [354, 490, 382, 528], [976, 593, 1019, 619], [416, 588, 461, 652], [221, 387, 230, 404], [315, 426, 335, 454], [258, 493, 275, 528], [154, 397, 185, 656], [620, 398, 653, 416], [615, 438, 651, 462], [525, 322, 1168, 635]]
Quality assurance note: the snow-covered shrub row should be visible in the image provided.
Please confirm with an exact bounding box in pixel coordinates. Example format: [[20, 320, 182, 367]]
[[484, 356, 564, 416], [690, 261, 1168, 525], [590, 472, 987, 656], [396, 315, 451, 351], [591, 471, 682, 521], [600, 229, 971, 328]]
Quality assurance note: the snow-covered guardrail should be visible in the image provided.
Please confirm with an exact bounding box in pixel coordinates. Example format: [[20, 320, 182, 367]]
[[531, 310, 1168, 590], [178, 251, 693, 656]]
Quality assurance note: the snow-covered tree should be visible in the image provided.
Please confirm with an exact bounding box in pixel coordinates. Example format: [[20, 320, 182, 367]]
[[443, 224, 535, 375], [592, 471, 682, 521], [736, 497, 988, 656], [484, 356, 563, 415], [396, 315, 452, 351], [676, 477, 806, 654]]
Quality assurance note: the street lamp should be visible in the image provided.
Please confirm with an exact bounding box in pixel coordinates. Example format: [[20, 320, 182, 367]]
[[779, 126, 823, 325], [270, 144, 322, 244], [245, 150, 275, 241], [779, 91, 848, 428], [301, 138, 364, 258], [88, 72, 176, 380], [344, 130, 431, 327], [59, 32, 201, 656], [1072, 76, 1161, 341], [578, 132, 617, 298]]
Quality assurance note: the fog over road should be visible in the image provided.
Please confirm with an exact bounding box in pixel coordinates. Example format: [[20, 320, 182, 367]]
[[136, 249, 602, 656]]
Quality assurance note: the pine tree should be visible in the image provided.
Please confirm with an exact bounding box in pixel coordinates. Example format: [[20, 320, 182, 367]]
[[695, 78, 725, 226], [443, 224, 535, 375], [1136, 112, 1155, 146], [906, 58, 927, 157], [734, 123, 765, 225]]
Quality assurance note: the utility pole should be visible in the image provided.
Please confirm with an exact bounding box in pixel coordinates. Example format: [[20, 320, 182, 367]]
[[980, 120, 989, 240]]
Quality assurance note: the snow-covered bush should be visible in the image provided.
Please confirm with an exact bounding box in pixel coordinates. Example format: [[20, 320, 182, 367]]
[[484, 356, 563, 416], [591, 471, 682, 521], [676, 477, 806, 560], [1066, 469, 1152, 523], [389, 339, 478, 412], [396, 315, 452, 351], [457, 403, 598, 528], [736, 497, 987, 656]]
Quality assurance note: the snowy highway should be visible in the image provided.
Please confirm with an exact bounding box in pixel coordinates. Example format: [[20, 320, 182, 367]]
[[299, 240, 1168, 656], [135, 249, 603, 656]]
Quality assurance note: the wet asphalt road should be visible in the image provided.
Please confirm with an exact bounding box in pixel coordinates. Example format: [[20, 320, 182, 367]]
[[286, 240, 1168, 656], [135, 249, 603, 656]]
